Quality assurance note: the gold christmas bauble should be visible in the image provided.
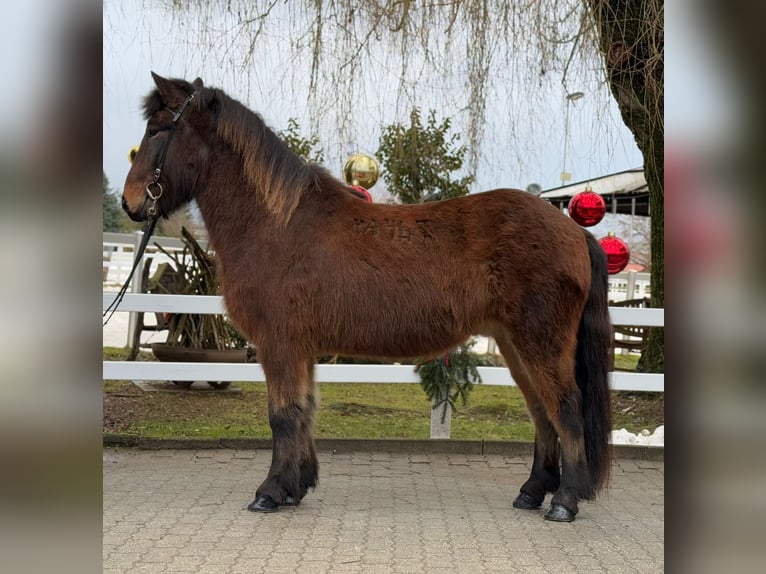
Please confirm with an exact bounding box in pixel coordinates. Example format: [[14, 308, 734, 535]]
[[342, 153, 379, 188]]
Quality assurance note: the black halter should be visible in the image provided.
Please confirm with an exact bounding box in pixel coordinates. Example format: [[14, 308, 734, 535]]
[[145, 92, 195, 217], [103, 92, 195, 326]]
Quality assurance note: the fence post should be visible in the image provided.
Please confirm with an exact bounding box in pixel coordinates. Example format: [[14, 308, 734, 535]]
[[126, 230, 145, 348], [626, 269, 637, 300], [430, 390, 452, 439]]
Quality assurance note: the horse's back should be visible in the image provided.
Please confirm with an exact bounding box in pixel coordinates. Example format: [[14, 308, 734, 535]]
[[465, 188, 592, 283]]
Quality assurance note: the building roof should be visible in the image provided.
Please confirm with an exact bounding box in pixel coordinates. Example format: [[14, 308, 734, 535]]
[[539, 167, 650, 216]]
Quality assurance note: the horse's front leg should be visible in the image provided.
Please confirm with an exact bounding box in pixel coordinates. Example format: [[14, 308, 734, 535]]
[[248, 357, 319, 512]]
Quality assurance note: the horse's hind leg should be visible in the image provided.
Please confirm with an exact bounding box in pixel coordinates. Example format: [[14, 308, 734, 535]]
[[527, 361, 589, 522], [248, 355, 319, 512], [498, 332, 589, 522], [512, 400, 561, 510], [496, 339, 560, 510]]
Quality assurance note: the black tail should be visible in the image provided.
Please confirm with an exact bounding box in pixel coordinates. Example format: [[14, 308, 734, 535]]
[[576, 231, 613, 497]]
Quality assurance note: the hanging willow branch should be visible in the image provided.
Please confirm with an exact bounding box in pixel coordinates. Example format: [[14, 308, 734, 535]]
[[150, 0, 599, 182]]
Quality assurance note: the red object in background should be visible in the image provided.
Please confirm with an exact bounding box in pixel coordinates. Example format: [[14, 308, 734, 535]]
[[568, 188, 606, 227], [599, 232, 630, 274], [349, 185, 373, 203]]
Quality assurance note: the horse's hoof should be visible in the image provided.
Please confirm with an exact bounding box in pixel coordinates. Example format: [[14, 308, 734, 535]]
[[544, 502, 576, 522], [247, 495, 279, 513], [513, 491, 543, 510], [282, 496, 296, 506]]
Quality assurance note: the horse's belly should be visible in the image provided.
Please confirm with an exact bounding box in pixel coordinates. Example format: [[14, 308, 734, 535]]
[[322, 311, 475, 360]]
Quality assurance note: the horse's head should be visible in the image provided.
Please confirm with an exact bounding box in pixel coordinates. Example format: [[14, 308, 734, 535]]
[[122, 72, 210, 222]]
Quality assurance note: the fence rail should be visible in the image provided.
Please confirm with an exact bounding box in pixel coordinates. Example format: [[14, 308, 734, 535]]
[[103, 292, 666, 327]]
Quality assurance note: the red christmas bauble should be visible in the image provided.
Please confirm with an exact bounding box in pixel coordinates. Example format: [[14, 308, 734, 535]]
[[568, 188, 606, 227], [599, 232, 630, 274], [349, 185, 373, 203]]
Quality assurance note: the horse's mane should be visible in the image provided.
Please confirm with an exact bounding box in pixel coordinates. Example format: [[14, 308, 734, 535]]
[[144, 81, 320, 226], [211, 88, 319, 224]]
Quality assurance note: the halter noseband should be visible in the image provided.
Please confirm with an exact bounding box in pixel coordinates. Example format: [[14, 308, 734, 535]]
[[145, 92, 195, 217]]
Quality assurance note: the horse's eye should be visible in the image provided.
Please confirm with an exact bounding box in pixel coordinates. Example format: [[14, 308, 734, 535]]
[[148, 125, 170, 138]]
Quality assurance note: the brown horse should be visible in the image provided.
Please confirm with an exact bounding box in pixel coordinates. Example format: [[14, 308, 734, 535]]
[[122, 73, 612, 522]]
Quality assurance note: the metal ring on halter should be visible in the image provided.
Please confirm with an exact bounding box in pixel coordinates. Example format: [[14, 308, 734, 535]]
[[146, 181, 163, 201]]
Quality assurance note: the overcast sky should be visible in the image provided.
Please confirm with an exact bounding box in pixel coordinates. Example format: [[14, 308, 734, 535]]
[[103, 1, 646, 200]]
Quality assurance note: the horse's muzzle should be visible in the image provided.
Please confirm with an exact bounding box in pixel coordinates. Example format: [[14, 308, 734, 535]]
[[122, 194, 148, 222]]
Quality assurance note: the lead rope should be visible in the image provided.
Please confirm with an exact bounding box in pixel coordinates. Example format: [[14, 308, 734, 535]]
[[102, 216, 158, 326]]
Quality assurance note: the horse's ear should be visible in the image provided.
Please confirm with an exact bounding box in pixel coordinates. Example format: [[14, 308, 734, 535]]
[[202, 90, 221, 116], [151, 71, 175, 97], [192, 77, 204, 90]]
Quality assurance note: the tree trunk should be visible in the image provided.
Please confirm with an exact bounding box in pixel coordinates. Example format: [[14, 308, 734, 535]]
[[588, 0, 664, 372]]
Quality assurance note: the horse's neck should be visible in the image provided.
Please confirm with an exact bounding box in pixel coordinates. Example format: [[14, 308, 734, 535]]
[[190, 135, 342, 265], [193, 163, 272, 258]]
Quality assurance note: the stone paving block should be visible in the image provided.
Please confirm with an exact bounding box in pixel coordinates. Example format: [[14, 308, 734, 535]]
[[131, 562, 178, 573], [265, 554, 301, 569], [164, 554, 208, 570], [391, 545, 422, 559], [114, 540, 156, 555], [334, 564, 374, 574], [450, 557, 486, 572], [176, 541, 218, 556], [626, 558, 664, 573], [203, 549, 242, 565], [140, 548, 181, 563], [509, 551, 545, 567], [228, 559, 269, 573], [390, 558, 425, 573], [356, 562, 393, 574], [213, 536, 255, 550], [568, 555, 608, 570], [195, 563, 234, 574], [302, 547, 336, 562], [104, 551, 142, 569], [359, 550, 393, 565], [251, 566, 302, 574]]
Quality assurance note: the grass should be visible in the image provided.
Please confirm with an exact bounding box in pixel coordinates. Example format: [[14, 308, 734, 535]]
[[103, 347, 661, 441]]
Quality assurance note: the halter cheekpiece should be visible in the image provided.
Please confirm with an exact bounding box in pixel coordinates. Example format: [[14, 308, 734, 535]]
[[145, 92, 195, 216]]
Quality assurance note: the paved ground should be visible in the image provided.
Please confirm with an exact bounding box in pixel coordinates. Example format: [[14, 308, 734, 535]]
[[103, 448, 664, 573]]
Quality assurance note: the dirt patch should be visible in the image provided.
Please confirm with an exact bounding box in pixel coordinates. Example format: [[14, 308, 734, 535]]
[[103, 381, 253, 433], [323, 402, 408, 417], [103, 382, 145, 433], [612, 391, 664, 431]]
